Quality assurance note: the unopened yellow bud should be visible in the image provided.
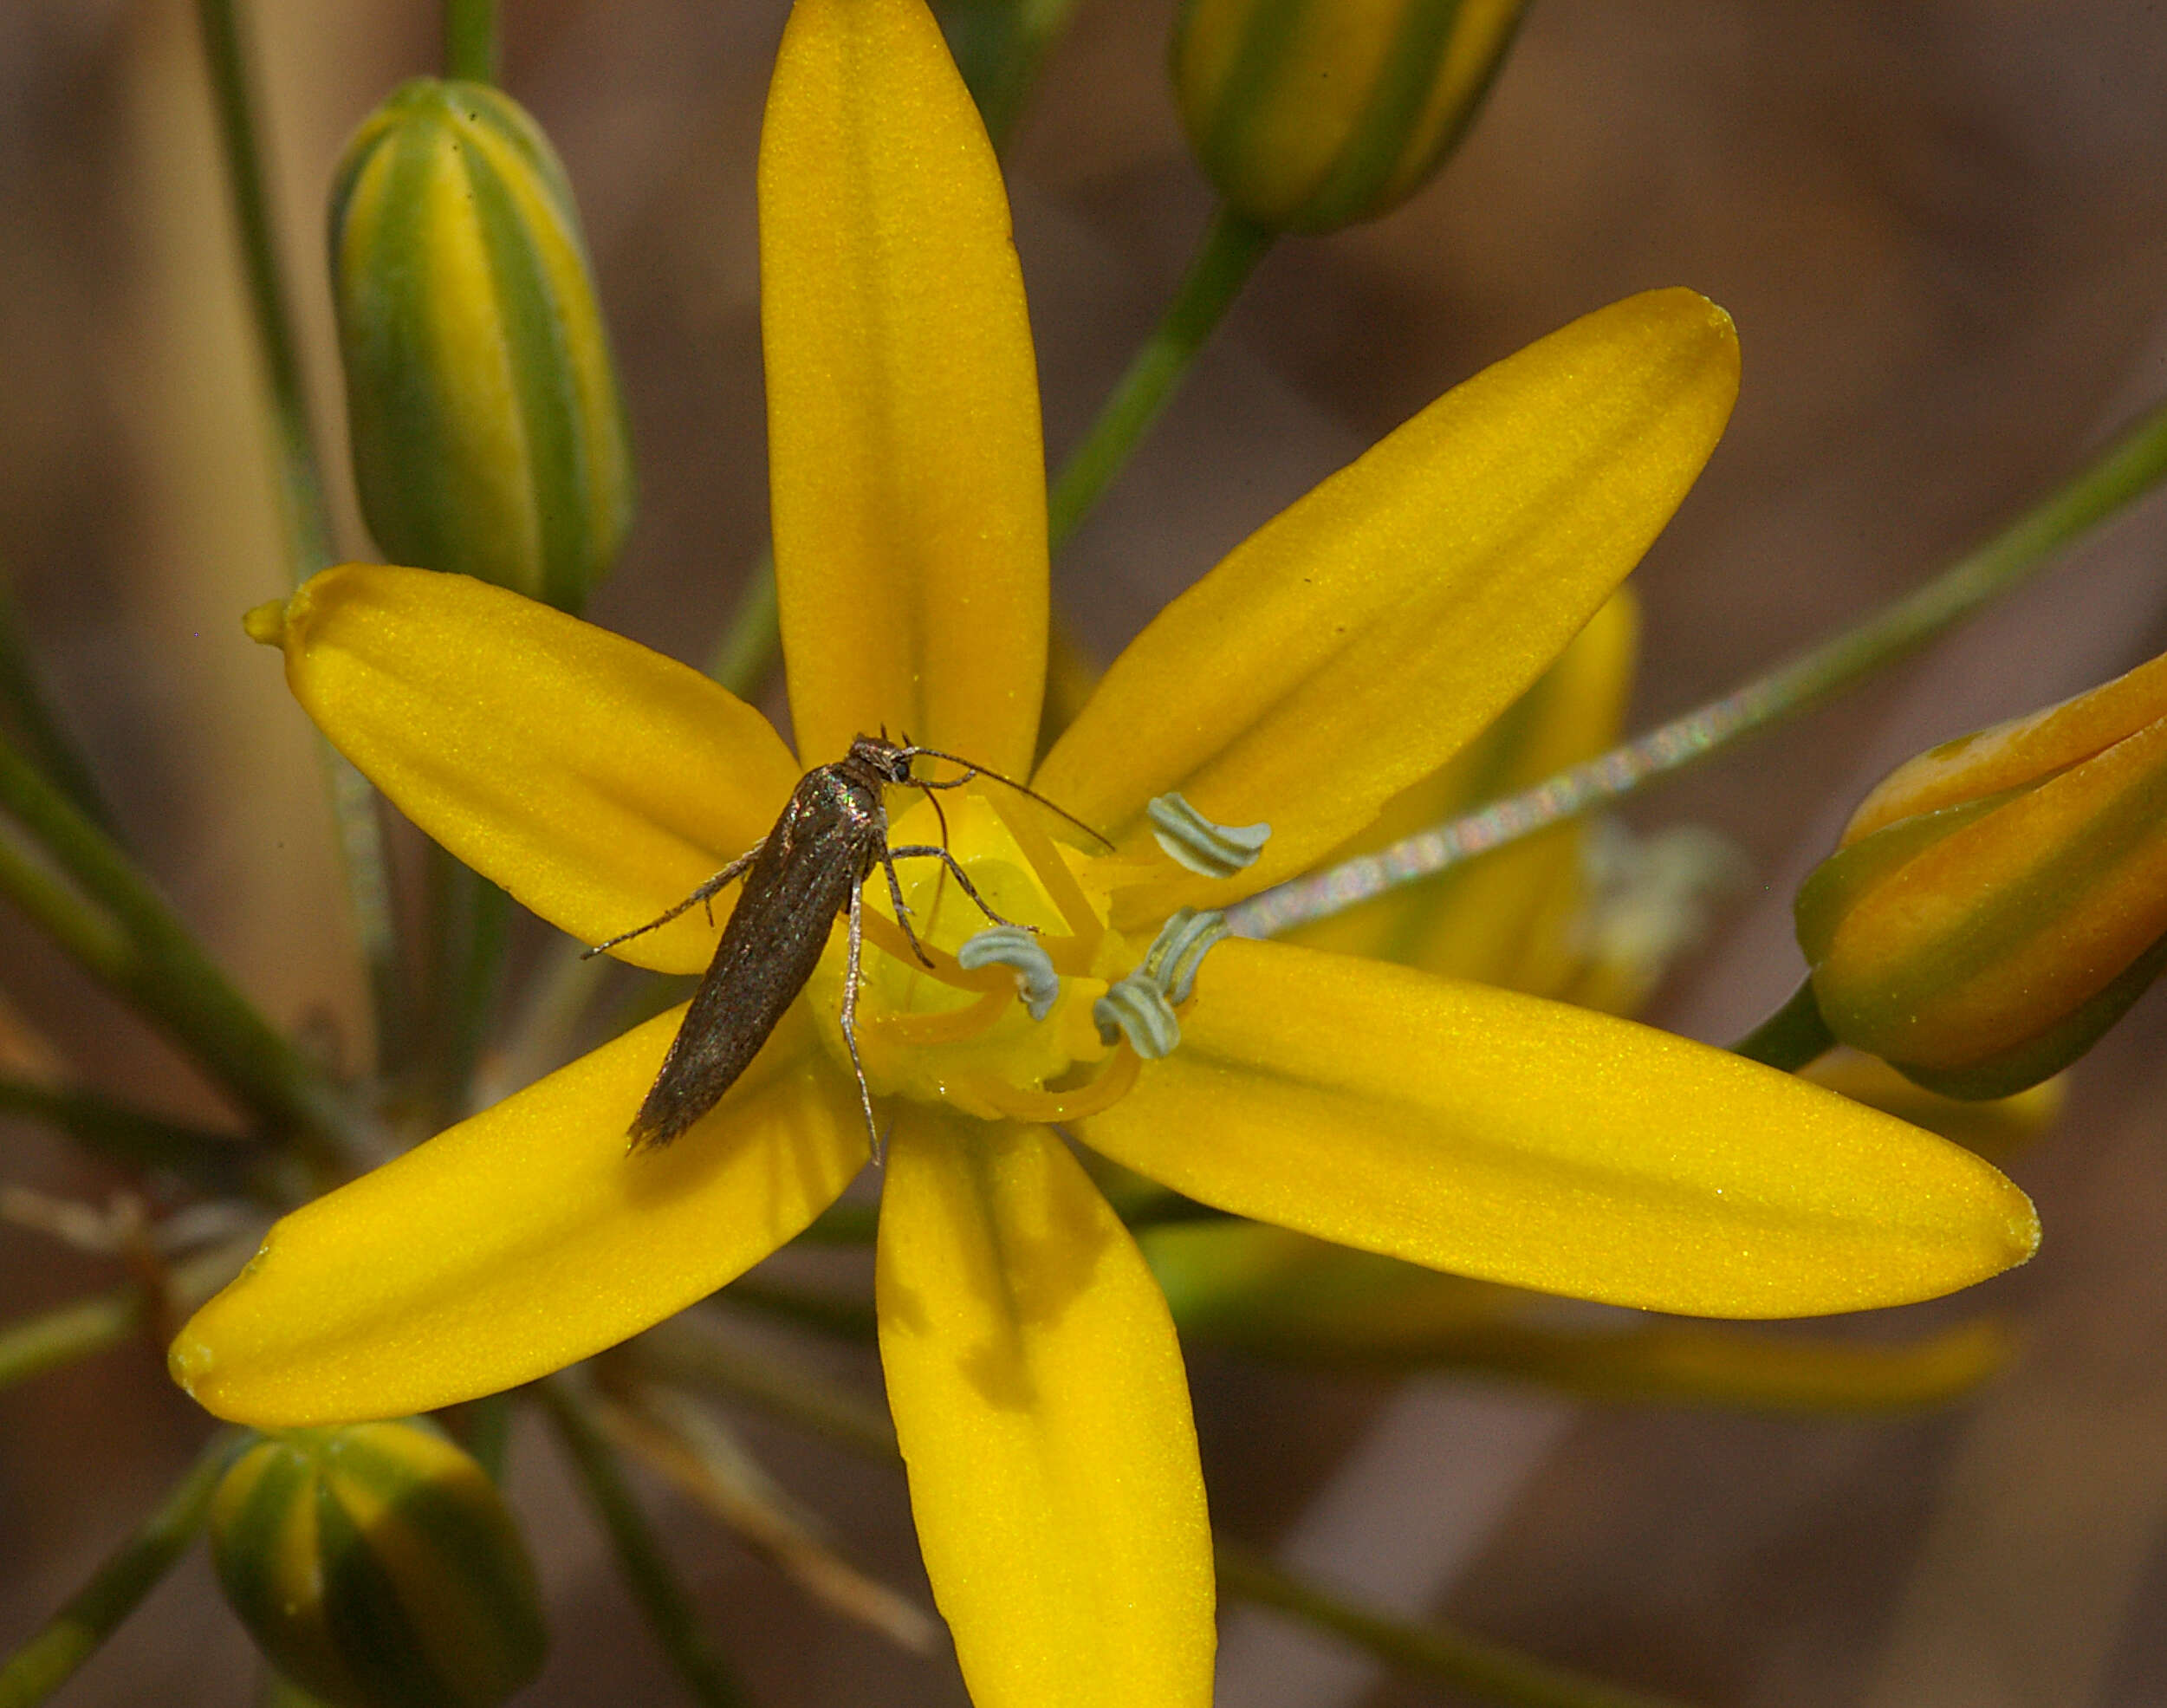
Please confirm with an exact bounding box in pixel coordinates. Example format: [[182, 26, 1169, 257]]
[[330, 80, 633, 609], [1172, 0, 1528, 231], [209, 1419, 546, 1708], [1797, 651, 2167, 1097]]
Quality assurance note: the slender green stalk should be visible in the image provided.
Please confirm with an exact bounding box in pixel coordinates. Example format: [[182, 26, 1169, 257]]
[[1731, 977, 1837, 1071], [442, 0, 500, 83], [706, 548, 781, 704], [1215, 1543, 1700, 1708], [722, 1276, 879, 1345], [633, 1313, 899, 1462], [0, 1291, 140, 1393], [1233, 392, 2167, 937], [0, 1075, 272, 1197], [489, 936, 617, 1100], [193, 0, 334, 581], [0, 1430, 246, 1708], [0, 1243, 253, 1392], [1047, 205, 1275, 549], [418, 848, 513, 1125], [0, 736, 362, 1172], [194, 0, 409, 1074], [940, 0, 1086, 151], [0, 578, 117, 839], [533, 1377, 749, 1708]]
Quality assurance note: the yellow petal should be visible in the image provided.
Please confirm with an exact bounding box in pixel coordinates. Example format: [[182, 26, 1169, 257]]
[[171, 1005, 862, 1425], [1036, 290, 1736, 923], [271, 564, 801, 973], [877, 1112, 1214, 1708], [762, 0, 1048, 776], [1285, 588, 1638, 983], [1802, 1049, 2063, 1162], [1076, 940, 2038, 1317]]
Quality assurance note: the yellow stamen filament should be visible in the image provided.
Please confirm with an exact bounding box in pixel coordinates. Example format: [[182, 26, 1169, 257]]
[[857, 909, 1009, 992], [955, 1044, 1141, 1123], [857, 985, 1011, 1045], [983, 789, 1104, 973]]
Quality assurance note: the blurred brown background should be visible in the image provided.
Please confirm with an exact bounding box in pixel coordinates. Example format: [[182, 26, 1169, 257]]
[[5, 1, 2167, 1703]]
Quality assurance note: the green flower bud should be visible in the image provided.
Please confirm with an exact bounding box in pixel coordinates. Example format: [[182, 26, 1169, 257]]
[[1171, 0, 1528, 231], [330, 80, 633, 609], [210, 1419, 546, 1708], [1797, 651, 2167, 1098]]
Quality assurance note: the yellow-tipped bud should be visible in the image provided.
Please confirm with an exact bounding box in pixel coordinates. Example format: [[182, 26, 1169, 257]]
[[1171, 0, 1528, 231], [330, 80, 633, 609], [1797, 651, 2167, 1097], [209, 1419, 546, 1708]]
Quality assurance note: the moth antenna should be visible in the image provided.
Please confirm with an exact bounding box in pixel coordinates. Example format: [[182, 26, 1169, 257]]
[[918, 781, 956, 924], [898, 745, 1113, 850]]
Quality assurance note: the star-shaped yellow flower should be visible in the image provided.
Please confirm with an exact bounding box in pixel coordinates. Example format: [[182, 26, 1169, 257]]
[[172, 2, 2038, 1702]]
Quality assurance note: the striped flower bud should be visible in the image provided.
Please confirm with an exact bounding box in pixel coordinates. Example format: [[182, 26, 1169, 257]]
[[1797, 651, 2167, 1098], [330, 80, 633, 609], [210, 1419, 546, 1708], [1172, 0, 1528, 231]]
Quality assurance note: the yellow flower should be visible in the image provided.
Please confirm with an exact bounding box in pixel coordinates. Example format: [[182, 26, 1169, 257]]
[[172, 2, 2037, 1703]]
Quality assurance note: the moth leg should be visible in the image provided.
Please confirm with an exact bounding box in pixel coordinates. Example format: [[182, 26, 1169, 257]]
[[877, 847, 938, 967], [840, 880, 884, 1162], [583, 842, 762, 958], [886, 844, 1035, 933]]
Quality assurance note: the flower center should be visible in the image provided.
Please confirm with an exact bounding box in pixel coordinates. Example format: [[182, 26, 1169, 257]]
[[802, 789, 1145, 1122]]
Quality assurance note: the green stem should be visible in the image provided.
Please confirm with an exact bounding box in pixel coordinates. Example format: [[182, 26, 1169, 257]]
[[943, 0, 1086, 152], [0, 1075, 274, 1198], [1048, 205, 1275, 550], [0, 735, 362, 1172], [722, 1276, 879, 1345], [0, 1291, 140, 1393], [1215, 1543, 1701, 1708], [489, 935, 618, 1100], [193, 0, 334, 581], [1730, 977, 1837, 1071], [0, 579, 118, 840], [419, 848, 513, 1126], [0, 1244, 253, 1392], [633, 1314, 899, 1463], [533, 1378, 750, 1708], [1232, 392, 2167, 936], [0, 1430, 246, 1708], [194, 0, 409, 1076], [705, 547, 781, 703], [442, 0, 500, 83]]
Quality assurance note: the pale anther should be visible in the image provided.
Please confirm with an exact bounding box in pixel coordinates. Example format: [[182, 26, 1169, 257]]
[[957, 925, 1061, 1022], [1146, 791, 1271, 878], [1092, 907, 1232, 1059], [1094, 977, 1181, 1058], [1141, 906, 1229, 1004]]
